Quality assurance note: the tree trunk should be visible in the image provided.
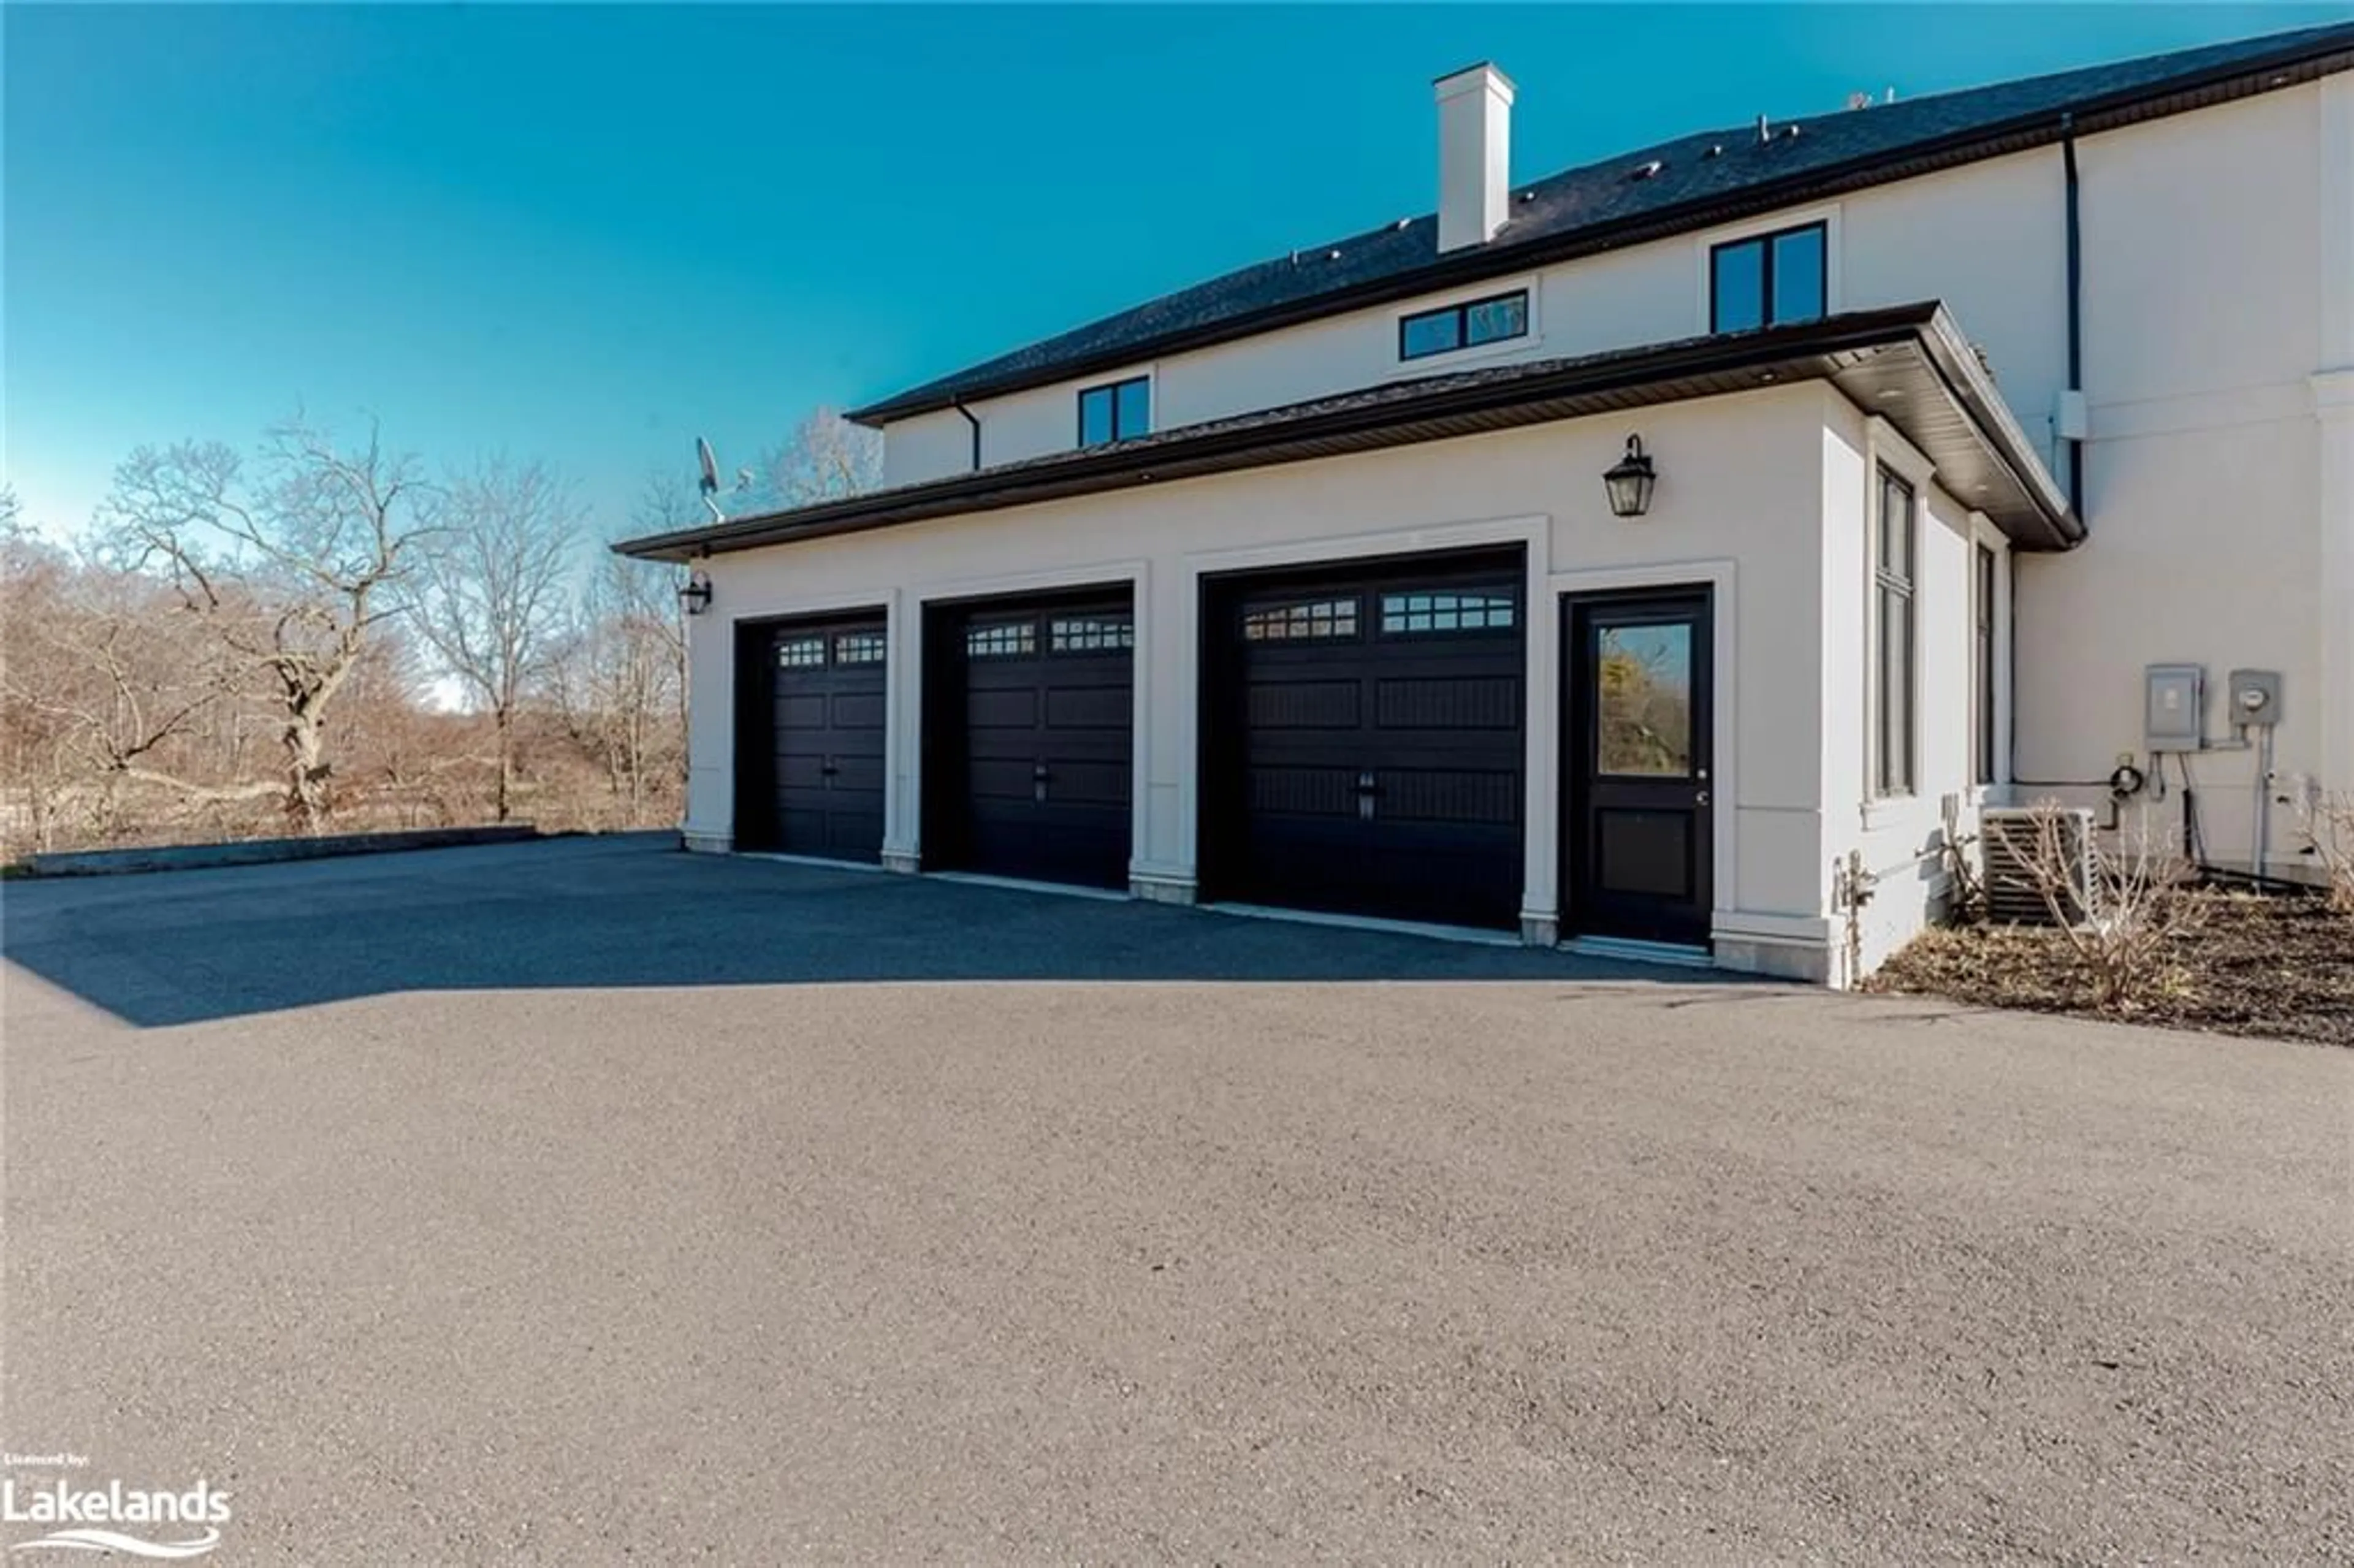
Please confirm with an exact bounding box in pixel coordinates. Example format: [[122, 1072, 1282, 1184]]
[[284, 716, 329, 834], [493, 709, 514, 823]]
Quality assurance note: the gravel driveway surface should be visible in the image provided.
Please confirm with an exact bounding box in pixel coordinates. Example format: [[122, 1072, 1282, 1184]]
[[4, 834, 2347, 1562]]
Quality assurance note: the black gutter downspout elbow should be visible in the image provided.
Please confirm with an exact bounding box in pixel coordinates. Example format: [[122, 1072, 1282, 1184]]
[[2062, 111, 2085, 519], [953, 402, 981, 473]]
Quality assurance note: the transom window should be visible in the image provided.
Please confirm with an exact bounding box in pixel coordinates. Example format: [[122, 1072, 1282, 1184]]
[[776, 636, 826, 669], [1710, 222, 1827, 333], [1049, 615, 1133, 653], [1078, 376, 1150, 447], [834, 630, 886, 666], [1379, 588, 1516, 636], [1399, 290, 1529, 360], [965, 621, 1037, 659], [1873, 468, 1918, 797], [1241, 597, 1358, 641]]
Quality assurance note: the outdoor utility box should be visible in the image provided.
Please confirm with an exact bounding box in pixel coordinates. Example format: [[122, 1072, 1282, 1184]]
[[2228, 668, 2284, 728], [2144, 663, 2205, 752]]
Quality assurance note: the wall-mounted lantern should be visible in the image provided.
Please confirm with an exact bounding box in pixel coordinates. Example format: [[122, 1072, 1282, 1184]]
[[679, 572, 714, 616], [1603, 435, 1658, 519]]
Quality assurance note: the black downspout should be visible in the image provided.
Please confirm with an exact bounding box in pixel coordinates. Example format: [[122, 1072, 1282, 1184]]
[[2008, 116, 2087, 790], [953, 402, 981, 473], [2062, 112, 2084, 518]]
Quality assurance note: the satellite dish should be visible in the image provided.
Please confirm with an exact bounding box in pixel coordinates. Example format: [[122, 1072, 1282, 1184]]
[[695, 436, 727, 523]]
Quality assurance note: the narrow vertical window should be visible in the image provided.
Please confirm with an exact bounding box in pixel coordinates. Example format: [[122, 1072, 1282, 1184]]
[[1874, 468, 1917, 797], [1973, 543, 1997, 786]]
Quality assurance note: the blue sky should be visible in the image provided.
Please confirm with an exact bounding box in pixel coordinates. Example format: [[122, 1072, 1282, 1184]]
[[6, 3, 2344, 542]]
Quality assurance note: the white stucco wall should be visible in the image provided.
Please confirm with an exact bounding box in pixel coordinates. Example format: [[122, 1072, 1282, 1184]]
[[2012, 82, 2344, 882], [698, 383, 2008, 981]]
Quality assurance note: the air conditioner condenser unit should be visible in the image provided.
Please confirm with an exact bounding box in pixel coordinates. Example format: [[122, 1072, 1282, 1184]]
[[1979, 807, 2096, 926]]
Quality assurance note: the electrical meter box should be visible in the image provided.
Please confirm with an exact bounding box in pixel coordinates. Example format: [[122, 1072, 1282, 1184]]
[[2144, 663, 2205, 752], [2228, 669, 2283, 728]]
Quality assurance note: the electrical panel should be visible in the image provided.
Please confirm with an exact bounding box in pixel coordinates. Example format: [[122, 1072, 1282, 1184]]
[[2144, 664, 2204, 753], [2228, 669, 2282, 727]]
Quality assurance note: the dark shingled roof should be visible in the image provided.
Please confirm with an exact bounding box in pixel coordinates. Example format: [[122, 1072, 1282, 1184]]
[[847, 20, 2354, 426], [617, 303, 2080, 563]]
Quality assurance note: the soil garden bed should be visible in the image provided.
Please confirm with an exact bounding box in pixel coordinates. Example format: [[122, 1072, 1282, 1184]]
[[1868, 891, 2354, 1047]]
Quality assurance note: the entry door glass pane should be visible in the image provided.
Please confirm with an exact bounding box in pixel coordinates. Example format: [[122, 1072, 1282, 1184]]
[[1596, 622, 1694, 776]]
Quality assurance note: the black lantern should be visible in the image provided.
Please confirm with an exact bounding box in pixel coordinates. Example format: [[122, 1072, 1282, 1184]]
[[679, 573, 714, 615], [1603, 435, 1658, 518]]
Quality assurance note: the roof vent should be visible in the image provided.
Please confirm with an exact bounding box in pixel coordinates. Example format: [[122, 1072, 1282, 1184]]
[[1629, 159, 1663, 181], [1517, 189, 1536, 203], [1393, 218, 1412, 231], [1756, 113, 1771, 144], [1702, 143, 1724, 159], [1327, 248, 1342, 261], [1781, 124, 1803, 140]]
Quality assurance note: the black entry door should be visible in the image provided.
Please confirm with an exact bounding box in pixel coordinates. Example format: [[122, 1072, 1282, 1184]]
[[1203, 550, 1525, 929], [1564, 589, 1713, 945], [736, 615, 888, 862], [925, 592, 1133, 889]]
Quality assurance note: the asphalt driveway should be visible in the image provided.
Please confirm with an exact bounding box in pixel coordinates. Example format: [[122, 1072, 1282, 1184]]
[[3, 834, 2347, 1562]]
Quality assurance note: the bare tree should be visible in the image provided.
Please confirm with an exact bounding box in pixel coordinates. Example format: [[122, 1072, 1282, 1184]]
[[96, 417, 438, 832], [760, 406, 880, 509], [551, 469, 690, 820], [412, 457, 582, 821]]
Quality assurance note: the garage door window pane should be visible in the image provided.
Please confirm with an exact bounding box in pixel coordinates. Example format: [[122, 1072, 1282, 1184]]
[[1596, 623, 1694, 777], [834, 631, 886, 665], [1379, 588, 1515, 635], [966, 622, 1037, 658], [1241, 598, 1358, 641], [1049, 615, 1133, 653], [777, 636, 826, 668]]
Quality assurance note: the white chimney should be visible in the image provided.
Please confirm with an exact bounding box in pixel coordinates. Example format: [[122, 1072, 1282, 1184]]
[[1435, 62, 1514, 253]]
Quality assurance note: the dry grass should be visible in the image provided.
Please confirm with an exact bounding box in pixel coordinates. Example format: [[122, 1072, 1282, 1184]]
[[1868, 891, 2354, 1048]]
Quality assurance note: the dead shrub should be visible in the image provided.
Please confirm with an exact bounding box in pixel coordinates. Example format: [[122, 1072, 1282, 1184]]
[[2292, 789, 2354, 917], [2021, 801, 2207, 1012]]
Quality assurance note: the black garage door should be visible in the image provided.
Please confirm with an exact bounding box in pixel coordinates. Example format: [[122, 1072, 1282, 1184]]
[[1202, 549, 1525, 928], [733, 614, 888, 862], [923, 589, 1133, 889]]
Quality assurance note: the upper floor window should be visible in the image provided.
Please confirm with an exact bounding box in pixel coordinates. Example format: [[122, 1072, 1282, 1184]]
[[1399, 290, 1528, 361], [1078, 376, 1150, 447], [1710, 222, 1827, 333]]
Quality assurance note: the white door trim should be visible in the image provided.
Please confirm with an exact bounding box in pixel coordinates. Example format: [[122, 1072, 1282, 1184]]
[[1173, 512, 1553, 922], [1548, 556, 1740, 927], [900, 560, 1151, 878]]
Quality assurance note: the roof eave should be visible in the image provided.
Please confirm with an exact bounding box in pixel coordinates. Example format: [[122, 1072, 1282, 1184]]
[[615, 304, 2079, 563], [845, 31, 2352, 427]]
